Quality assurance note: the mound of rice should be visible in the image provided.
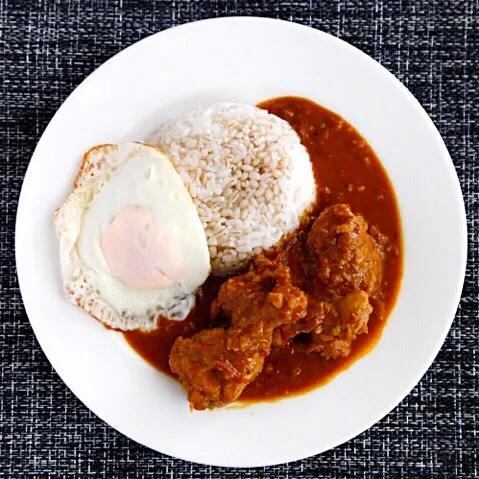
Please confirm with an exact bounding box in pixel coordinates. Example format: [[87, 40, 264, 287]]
[[149, 103, 316, 275]]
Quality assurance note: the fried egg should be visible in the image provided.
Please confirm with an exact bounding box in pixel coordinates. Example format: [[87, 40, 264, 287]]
[[54, 143, 210, 331]]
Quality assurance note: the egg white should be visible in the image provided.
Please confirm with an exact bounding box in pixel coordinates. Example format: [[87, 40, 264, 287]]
[[54, 143, 210, 331]]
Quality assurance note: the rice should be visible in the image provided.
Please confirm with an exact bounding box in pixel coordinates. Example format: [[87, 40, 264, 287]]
[[149, 103, 316, 275]]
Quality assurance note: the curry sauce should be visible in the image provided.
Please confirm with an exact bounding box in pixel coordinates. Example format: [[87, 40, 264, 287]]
[[124, 97, 403, 403]]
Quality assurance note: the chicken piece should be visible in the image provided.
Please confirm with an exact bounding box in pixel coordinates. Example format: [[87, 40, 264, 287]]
[[169, 257, 308, 410], [307, 290, 372, 359], [213, 256, 309, 353], [272, 298, 332, 348], [169, 328, 265, 410], [307, 204, 383, 296]]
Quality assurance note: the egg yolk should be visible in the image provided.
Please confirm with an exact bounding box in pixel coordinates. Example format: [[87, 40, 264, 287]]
[[100, 205, 182, 290]]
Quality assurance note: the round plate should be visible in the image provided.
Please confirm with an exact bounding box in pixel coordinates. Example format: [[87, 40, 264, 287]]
[[16, 17, 467, 467]]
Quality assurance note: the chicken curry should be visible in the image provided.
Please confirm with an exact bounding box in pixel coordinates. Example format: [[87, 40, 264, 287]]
[[125, 97, 403, 410]]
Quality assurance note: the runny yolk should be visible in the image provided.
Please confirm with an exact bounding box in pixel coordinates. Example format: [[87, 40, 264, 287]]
[[100, 205, 182, 290]]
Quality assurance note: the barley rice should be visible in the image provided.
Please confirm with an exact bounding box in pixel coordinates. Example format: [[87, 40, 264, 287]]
[[149, 103, 316, 274]]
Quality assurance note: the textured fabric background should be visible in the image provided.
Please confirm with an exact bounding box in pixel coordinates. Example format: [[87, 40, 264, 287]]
[[1, 1, 477, 477]]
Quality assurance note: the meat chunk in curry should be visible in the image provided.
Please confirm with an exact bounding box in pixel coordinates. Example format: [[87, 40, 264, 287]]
[[272, 298, 330, 348], [306, 291, 372, 359], [169, 257, 308, 410], [169, 327, 265, 411], [273, 292, 373, 359], [275, 204, 381, 358], [307, 204, 383, 296]]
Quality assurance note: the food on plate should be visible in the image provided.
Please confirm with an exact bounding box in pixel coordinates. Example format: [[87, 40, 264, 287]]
[[125, 96, 402, 409], [150, 103, 316, 274], [169, 257, 308, 410], [54, 143, 210, 331], [54, 94, 402, 408], [305, 290, 372, 359], [307, 204, 382, 296], [170, 206, 380, 409]]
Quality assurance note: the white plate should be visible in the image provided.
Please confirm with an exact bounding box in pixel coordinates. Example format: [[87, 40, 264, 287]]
[[16, 17, 467, 467]]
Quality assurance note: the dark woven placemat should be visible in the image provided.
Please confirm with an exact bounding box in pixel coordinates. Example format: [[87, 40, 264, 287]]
[[1, 1, 477, 477]]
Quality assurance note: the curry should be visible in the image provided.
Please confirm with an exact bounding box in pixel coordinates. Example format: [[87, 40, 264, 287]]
[[125, 97, 402, 405]]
